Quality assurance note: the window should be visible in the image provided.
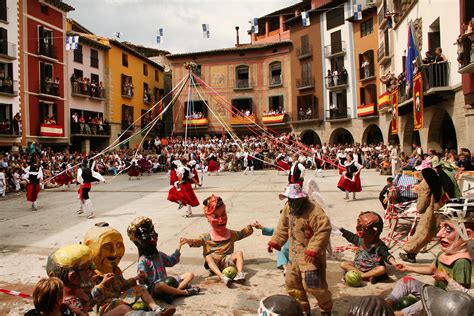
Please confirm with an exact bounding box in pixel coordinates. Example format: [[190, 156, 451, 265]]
[[40, 5, 49, 14], [297, 95, 316, 120], [301, 60, 312, 82], [121, 74, 133, 97], [268, 95, 284, 112], [0, 28, 6, 55], [143, 82, 150, 103], [153, 87, 159, 102], [141, 109, 150, 128], [143, 64, 148, 76], [39, 101, 57, 123], [361, 18, 373, 37], [73, 69, 83, 79], [0, 0, 6, 21], [39, 62, 54, 95], [359, 50, 374, 80], [154, 70, 159, 81], [269, 62, 282, 86], [0, 62, 13, 93], [231, 98, 253, 116], [196, 64, 202, 77], [330, 31, 342, 55], [90, 49, 98, 68], [74, 44, 83, 63], [301, 34, 310, 55], [121, 104, 134, 130], [38, 26, 54, 58], [235, 65, 250, 88], [91, 73, 99, 85], [326, 6, 344, 30], [184, 100, 207, 118], [0, 103, 12, 125], [122, 53, 128, 67]]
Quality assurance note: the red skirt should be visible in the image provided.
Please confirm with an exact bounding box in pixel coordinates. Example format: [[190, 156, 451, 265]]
[[55, 172, 73, 186], [337, 173, 362, 192], [128, 165, 140, 177], [26, 183, 40, 202], [78, 183, 92, 202], [208, 160, 219, 172], [276, 160, 290, 171], [167, 182, 200, 207], [170, 169, 178, 185], [338, 163, 346, 175], [192, 169, 200, 185]]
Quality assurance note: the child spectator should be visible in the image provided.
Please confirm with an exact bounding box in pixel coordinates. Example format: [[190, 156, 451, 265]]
[[25, 277, 72, 316], [340, 211, 400, 284], [13, 168, 21, 195]]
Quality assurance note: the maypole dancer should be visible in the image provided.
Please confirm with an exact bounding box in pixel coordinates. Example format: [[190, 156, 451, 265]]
[[77, 159, 106, 219], [243, 148, 254, 175], [337, 153, 364, 200], [24, 155, 43, 211], [167, 157, 200, 217], [55, 158, 74, 190]]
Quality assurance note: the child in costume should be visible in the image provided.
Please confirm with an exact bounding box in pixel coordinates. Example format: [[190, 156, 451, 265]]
[[181, 195, 254, 285], [268, 184, 333, 315], [127, 217, 200, 303], [386, 197, 474, 316], [84, 223, 175, 315], [339, 211, 400, 284]]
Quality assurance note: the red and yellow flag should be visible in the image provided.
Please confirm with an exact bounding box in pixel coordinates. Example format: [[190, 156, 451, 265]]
[[391, 88, 398, 135], [413, 72, 423, 131]]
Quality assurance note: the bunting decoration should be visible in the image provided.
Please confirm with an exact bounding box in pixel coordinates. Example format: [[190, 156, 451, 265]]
[[202, 24, 210, 38], [391, 88, 399, 135], [65, 36, 79, 50], [413, 72, 424, 130], [301, 11, 310, 27], [353, 4, 362, 21], [156, 28, 164, 44], [250, 18, 259, 34]]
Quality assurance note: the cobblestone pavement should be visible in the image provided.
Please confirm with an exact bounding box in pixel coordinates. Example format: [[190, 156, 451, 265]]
[[0, 169, 445, 315]]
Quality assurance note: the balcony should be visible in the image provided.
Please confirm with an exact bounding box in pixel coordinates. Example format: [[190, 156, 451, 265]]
[[38, 42, 57, 61], [0, 122, 21, 136], [182, 117, 208, 127], [324, 42, 346, 59], [230, 114, 256, 125], [39, 80, 60, 98], [40, 123, 64, 137], [269, 75, 282, 87], [234, 79, 253, 90], [325, 74, 348, 90], [378, 41, 392, 65], [72, 81, 106, 100], [457, 35, 474, 74], [144, 92, 152, 104], [378, 8, 387, 29], [0, 79, 18, 96], [71, 120, 110, 137], [297, 46, 313, 59], [360, 67, 375, 82], [0, 42, 17, 60], [296, 77, 315, 90], [0, 6, 8, 23], [122, 85, 134, 98], [262, 113, 286, 125], [357, 103, 377, 118], [326, 107, 350, 121]]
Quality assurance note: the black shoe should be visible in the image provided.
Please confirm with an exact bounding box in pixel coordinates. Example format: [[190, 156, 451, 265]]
[[185, 286, 200, 296], [399, 252, 416, 263], [160, 294, 174, 304]]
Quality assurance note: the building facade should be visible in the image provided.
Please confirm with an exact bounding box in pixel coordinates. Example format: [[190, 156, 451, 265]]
[[66, 19, 110, 153], [0, 0, 21, 148], [167, 41, 293, 137], [21, 0, 74, 148], [101, 39, 164, 148]]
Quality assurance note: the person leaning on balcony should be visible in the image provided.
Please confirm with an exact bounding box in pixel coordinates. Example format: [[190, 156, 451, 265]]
[[332, 69, 339, 86], [52, 77, 60, 96], [434, 47, 447, 63], [326, 69, 333, 86], [3, 77, 12, 93]]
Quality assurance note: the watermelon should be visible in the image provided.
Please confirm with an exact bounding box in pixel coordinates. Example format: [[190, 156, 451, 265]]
[[131, 301, 147, 310], [164, 276, 179, 288], [395, 296, 418, 310], [344, 270, 363, 287], [222, 266, 238, 280]]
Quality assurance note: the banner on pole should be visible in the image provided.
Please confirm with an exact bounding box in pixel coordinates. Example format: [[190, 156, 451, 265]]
[[413, 72, 423, 130], [391, 88, 398, 135]]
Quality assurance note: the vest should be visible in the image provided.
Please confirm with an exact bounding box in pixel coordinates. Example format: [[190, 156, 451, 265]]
[[81, 167, 100, 183], [289, 163, 303, 184], [28, 164, 40, 184]]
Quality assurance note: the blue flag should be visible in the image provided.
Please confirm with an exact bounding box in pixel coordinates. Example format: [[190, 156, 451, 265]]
[[405, 22, 420, 92]]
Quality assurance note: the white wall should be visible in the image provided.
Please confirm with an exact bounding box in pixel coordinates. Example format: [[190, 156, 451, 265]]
[[392, 0, 461, 87], [0, 0, 20, 119]]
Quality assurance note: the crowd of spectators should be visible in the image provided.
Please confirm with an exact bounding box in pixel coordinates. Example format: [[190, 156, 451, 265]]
[[71, 74, 105, 99], [0, 135, 472, 197], [71, 112, 109, 135], [326, 67, 348, 87]]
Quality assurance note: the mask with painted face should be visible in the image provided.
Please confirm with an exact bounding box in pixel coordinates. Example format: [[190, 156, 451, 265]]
[[288, 198, 305, 215], [356, 211, 383, 241], [127, 217, 159, 256], [203, 195, 230, 241], [84, 223, 125, 275]]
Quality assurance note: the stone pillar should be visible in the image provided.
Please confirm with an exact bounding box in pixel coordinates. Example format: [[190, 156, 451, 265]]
[[82, 139, 90, 154]]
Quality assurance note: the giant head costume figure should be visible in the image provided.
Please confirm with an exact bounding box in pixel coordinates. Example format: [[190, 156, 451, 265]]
[[356, 211, 384, 242], [435, 197, 474, 255], [84, 223, 125, 275], [203, 195, 230, 241], [127, 216, 159, 257], [279, 184, 308, 216], [258, 295, 304, 316], [46, 244, 95, 289]]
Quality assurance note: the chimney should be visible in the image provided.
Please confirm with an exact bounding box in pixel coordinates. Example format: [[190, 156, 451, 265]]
[[235, 26, 240, 47]]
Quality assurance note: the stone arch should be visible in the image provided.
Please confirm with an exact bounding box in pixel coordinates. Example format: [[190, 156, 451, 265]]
[[300, 129, 322, 146], [329, 128, 354, 145], [427, 111, 457, 151], [388, 123, 400, 145], [362, 124, 384, 145]]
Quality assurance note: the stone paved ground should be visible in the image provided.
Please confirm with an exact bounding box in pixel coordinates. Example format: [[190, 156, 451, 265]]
[[0, 169, 451, 315]]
